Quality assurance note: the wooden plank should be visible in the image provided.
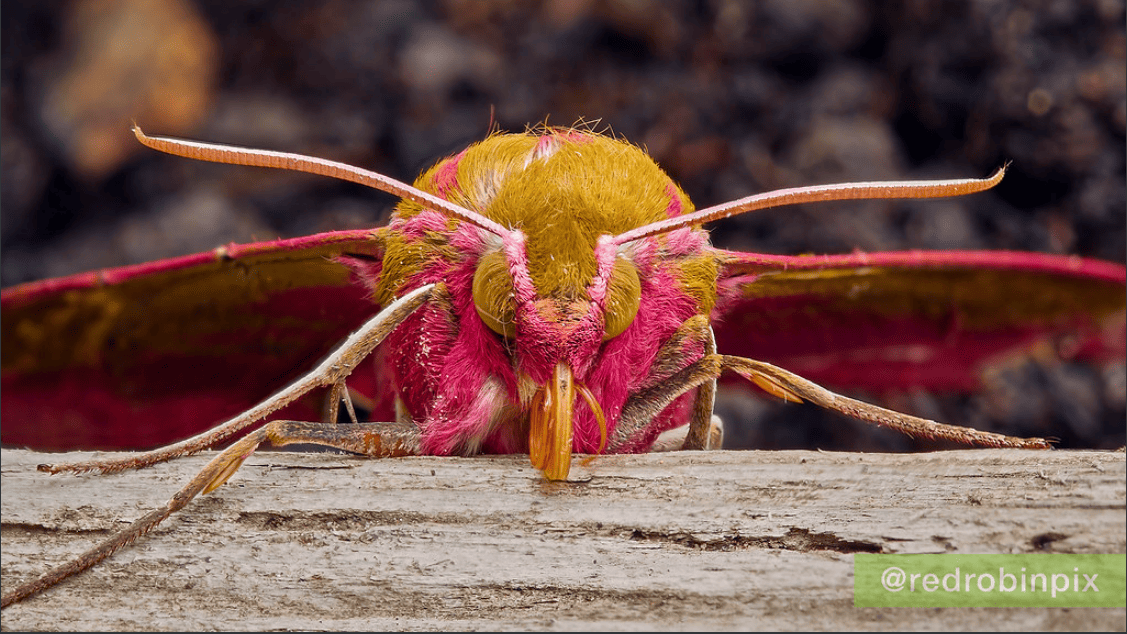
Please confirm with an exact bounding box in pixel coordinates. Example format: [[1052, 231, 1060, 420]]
[[2, 447, 1124, 630]]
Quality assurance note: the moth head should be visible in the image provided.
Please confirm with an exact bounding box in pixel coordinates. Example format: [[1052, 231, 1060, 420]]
[[470, 229, 640, 480]]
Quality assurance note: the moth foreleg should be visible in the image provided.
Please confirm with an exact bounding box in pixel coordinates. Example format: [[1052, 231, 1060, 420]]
[[38, 283, 438, 476], [0, 419, 420, 609], [325, 382, 362, 425], [721, 355, 1052, 449]]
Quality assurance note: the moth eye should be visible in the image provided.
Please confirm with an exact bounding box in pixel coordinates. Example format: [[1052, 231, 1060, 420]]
[[473, 250, 517, 339], [603, 257, 641, 340]]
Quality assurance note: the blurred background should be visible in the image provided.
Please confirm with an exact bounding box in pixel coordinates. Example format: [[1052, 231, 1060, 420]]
[[2, 0, 1124, 450]]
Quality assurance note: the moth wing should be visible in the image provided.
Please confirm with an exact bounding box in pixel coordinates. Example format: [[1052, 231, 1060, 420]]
[[712, 250, 1126, 392], [1, 229, 390, 450]]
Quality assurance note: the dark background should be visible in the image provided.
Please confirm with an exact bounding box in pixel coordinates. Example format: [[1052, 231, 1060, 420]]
[[2, 0, 1124, 450]]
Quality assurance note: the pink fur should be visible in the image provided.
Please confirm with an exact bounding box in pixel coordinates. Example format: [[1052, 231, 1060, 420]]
[[586, 236, 617, 304], [392, 209, 454, 240], [432, 150, 466, 199], [664, 183, 683, 218], [379, 220, 706, 456]]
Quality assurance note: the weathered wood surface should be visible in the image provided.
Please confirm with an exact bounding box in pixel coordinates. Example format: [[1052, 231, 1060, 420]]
[[2, 447, 1124, 631]]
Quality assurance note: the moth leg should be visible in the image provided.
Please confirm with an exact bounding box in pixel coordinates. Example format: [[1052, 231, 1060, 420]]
[[0, 419, 419, 609], [395, 396, 414, 426], [324, 382, 362, 425], [325, 387, 376, 425], [199, 420, 421, 492], [722, 355, 1052, 449], [681, 325, 719, 451], [626, 314, 720, 451], [39, 283, 439, 476], [652, 331, 724, 452], [612, 353, 725, 452], [651, 416, 724, 452]]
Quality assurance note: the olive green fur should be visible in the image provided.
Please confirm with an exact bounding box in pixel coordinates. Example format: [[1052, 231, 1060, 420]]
[[375, 130, 718, 331]]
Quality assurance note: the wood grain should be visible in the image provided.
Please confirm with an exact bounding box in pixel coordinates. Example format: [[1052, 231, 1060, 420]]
[[2, 448, 1124, 630]]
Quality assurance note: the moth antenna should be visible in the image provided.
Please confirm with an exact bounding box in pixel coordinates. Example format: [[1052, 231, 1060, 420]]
[[613, 167, 1007, 245], [132, 126, 511, 238]]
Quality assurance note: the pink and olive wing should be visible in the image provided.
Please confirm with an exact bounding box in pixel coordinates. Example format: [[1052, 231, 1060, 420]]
[[1, 229, 388, 451], [712, 250, 1126, 391]]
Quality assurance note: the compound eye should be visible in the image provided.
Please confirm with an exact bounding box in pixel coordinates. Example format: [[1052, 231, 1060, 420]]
[[603, 257, 641, 340], [472, 250, 516, 339]]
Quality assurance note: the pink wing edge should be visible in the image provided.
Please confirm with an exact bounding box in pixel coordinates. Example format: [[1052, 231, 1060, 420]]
[[711, 248, 1126, 392]]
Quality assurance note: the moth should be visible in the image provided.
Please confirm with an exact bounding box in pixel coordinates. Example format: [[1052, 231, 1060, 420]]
[[2, 126, 1124, 608]]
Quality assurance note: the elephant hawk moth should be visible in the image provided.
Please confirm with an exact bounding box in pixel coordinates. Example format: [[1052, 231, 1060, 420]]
[[2, 125, 1124, 607]]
